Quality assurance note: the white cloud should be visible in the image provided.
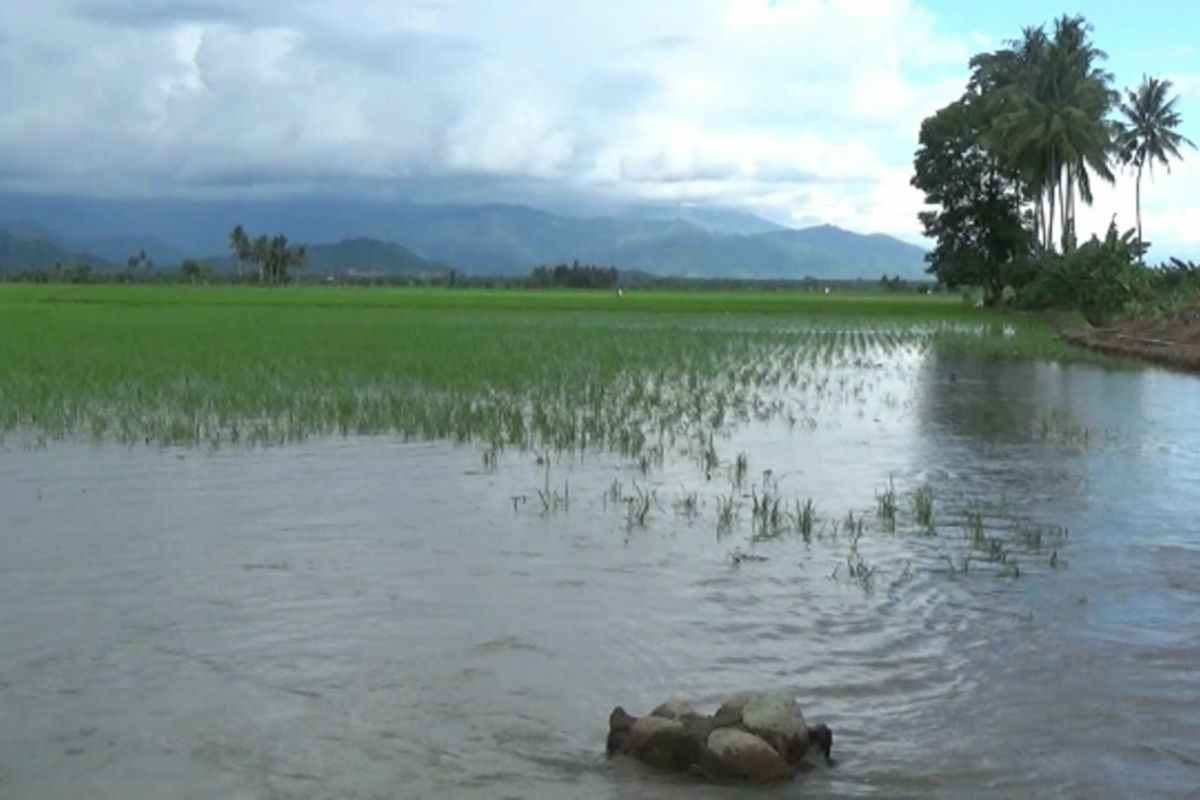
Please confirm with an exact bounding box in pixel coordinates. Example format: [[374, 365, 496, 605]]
[[12, 0, 1155, 245]]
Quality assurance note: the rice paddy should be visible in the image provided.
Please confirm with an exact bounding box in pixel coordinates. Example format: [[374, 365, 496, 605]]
[[0, 284, 1100, 450], [0, 283, 1117, 590], [5, 283, 1196, 798]]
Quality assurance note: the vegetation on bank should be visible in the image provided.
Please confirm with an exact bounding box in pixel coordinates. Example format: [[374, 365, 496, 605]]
[[913, 14, 1197, 321], [0, 285, 1097, 448]]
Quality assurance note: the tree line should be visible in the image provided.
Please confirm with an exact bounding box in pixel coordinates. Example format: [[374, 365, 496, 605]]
[[529, 261, 620, 289], [913, 14, 1194, 315]]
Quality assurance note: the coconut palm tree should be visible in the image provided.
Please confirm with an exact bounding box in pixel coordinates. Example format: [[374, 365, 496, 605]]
[[1116, 76, 1195, 260], [228, 225, 250, 281], [980, 16, 1116, 251], [251, 235, 270, 284]]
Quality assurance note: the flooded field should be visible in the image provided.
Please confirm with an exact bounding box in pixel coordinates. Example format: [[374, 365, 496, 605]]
[[2, 305, 1199, 798]]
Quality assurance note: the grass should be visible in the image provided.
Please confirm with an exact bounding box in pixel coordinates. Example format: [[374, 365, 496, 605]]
[[0, 284, 1109, 448]]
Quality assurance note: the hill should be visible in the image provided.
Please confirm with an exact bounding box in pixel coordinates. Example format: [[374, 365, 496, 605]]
[[70, 235, 188, 268], [616, 204, 786, 235], [0, 196, 927, 280], [0, 229, 113, 272], [305, 238, 451, 278]]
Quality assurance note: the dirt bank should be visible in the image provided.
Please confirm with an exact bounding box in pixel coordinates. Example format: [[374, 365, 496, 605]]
[[1062, 305, 1200, 373]]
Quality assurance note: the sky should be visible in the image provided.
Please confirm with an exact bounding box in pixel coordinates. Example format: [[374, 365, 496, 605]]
[[0, 0, 1197, 256]]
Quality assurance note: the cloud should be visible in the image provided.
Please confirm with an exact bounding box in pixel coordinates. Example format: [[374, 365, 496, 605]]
[[0, 0, 1041, 241]]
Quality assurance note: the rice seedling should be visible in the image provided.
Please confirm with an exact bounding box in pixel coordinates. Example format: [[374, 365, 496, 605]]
[[750, 484, 785, 539], [715, 493, 738, 536], [700, 434, 719, 479], [625, 485, 654, 530], [0, 284, 1105, 452], [1016, 524, 1044, 551], [963, 507, 986, 544], [536, 477, 570, 515], [675, 491, 700, 522], [733, 452, 749, 487], [876, 478, 898, 532], [912, 484, 934, 532], [795, 498, 817, 542], [834, 527, 876, 590]]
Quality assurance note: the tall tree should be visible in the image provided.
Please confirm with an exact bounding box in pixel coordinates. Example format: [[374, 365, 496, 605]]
[[1116, 76, 1195, 260], [228, 225, 250, 281], [912, 97, 1031, 304], [231, 227, 306, 285], [975, 16, 1116, 251]]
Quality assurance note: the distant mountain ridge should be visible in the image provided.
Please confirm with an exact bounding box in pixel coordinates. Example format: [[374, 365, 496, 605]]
[[305, 238, 451, 277], [0, 198, 927, 280], [0, 229, 114, 272]]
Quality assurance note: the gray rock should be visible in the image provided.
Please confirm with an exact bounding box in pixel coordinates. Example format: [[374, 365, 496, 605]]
[[705, 726, 791, 782], [742, 691, 808, 757], [714, 693, 751, 723], [607, 693, 831, 783], [650, 699, 696, 720], [629, 716, 684, 749]]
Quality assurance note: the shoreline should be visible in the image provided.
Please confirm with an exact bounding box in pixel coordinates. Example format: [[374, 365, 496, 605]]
[[1061, 327, 1200, 375]]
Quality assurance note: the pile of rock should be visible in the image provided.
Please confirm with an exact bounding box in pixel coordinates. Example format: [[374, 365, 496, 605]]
[[606, 691, 832, 783]]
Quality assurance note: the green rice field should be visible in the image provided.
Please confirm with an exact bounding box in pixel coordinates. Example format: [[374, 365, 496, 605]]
[[0, 284, 1095, 448]]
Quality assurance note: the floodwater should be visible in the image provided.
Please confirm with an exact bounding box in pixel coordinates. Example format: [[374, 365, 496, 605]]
[[2, 352, 1199, 799]]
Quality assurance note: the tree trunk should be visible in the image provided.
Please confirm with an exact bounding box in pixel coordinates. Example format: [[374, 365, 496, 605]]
[[1058, 171, 1068, 252], [1032, 195, 1043, 248], [1135, 162, 1144, 264], [1046, 184, 1057, 252], [1063, 168, 1075, 252]]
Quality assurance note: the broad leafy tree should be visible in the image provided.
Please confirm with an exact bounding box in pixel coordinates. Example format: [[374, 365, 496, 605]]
[[912, 97, 1030, 304]]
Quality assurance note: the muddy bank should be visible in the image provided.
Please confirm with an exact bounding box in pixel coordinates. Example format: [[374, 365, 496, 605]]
[[1062, 305, 1200, 374]]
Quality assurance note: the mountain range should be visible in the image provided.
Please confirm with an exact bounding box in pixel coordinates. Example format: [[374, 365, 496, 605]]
[[0, 196, 927, 280]]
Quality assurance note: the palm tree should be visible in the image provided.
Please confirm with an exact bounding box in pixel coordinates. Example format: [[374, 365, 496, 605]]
[[229, 225, 254, 281], [252, 235, 269, 284], [980, 16, 1116, 251], [1116, 76, 1195, 260]]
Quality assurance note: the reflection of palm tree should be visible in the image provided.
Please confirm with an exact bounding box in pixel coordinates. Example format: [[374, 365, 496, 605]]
[[1115, 76, 1195, 261]]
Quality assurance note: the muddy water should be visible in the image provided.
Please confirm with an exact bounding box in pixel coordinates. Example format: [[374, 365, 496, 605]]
[[2, 355, 1199, 798]]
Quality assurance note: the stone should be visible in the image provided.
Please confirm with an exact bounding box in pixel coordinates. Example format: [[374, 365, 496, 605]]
[[650, 699, 696, 720], [631, 717, 704, 772], [628, 716, 685, 749], [606, 693, 832, 783], [713, 694, 750, 726], [741, 691, 808, 757], [705, 726, 792, 782]]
